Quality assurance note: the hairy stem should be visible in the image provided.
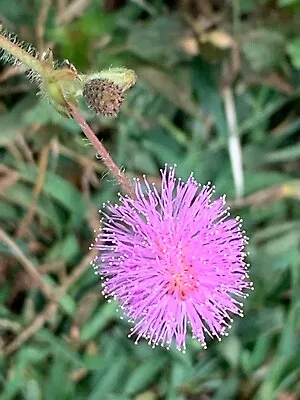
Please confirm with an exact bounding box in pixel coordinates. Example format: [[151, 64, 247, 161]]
[[68, 103, 136, 199], [0, 25, 45, 77]]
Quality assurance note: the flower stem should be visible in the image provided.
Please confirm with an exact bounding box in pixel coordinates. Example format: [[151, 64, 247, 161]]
[[68, 103, 136, 199], [0, 25, 45, 77]]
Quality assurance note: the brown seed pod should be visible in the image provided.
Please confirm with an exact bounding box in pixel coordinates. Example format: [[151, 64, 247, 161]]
[[83, 78, 125, 117]]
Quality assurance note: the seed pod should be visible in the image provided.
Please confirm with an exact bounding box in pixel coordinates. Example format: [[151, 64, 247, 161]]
[[83, 78, 124, 117]]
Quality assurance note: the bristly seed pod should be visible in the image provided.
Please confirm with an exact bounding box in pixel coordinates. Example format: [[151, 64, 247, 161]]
[[83, 78, 125, 117]]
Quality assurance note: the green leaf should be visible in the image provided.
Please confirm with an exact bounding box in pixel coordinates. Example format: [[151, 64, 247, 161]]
[[237, 307, 284, 343], [0, 201, 18, 221], [36, 330, 85, 367], [124, 355, 167, 395], [218, 336, 241, 368], [286, 38, 300, 69], [213, 374, 239, 400], [277, 303, 300, 356], [44, 356, 71, 400], [277, 0, 299, 6], [87, 356, 128, 399], [3, 183, 63, 235], [81, 301, 118, 341], [18, 164, 86, 226], [128, 14, 187, 66], [243, 334, 273, 373], [23, 379, 42, 400], [0, 346, 48, 400], [241, 29, 285, 72], [0, 95, 37, 146], [25, 98, 79, 132], [192, 58, 227, 137], [136, 67, 199, 116], [265, 143, 300, 162], [45, 234, 80, 264]]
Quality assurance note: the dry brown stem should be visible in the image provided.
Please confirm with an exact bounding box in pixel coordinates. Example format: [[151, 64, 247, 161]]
[[16, 143, 50, 237], [56, 0, 91, 25], [36, 0, 53, 53], [0, 228, 58, 302], [3, 249, 97, 355]]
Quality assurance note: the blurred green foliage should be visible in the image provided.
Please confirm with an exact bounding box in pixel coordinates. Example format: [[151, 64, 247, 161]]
[[0, 0, 300, 399]]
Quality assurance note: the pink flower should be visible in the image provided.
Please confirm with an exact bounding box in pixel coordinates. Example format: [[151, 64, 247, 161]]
[[92, 165, 252, 352]]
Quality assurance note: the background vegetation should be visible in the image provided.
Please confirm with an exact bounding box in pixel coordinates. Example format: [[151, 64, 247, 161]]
[[1, 0, 300, 399]]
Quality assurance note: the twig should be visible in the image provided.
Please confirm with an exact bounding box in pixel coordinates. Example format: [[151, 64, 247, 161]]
[[56, 0, 68, 20], [16, 143, 50, 237], [7, 143, 24, 163], [129, 0, 157, 15], [0, 318, 21, 334], [58, 143, 106, 173], [4, 302, 58, 355], [56, 0, 92, 25], [15, 134, 35, 164], [4, 250, 96, 355], [228, 180, 300, 208], [60, 249, 97, 292], [0, 168, 20, 193], [0, 228, 57, 303], [36, 0, 53, 53], [39, 260, 65, 275], [0, 65, 23, 82], [0, 83, 31, 96]]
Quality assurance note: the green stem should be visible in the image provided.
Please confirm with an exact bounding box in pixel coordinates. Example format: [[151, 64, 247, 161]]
[[0, 24, 45, 78]]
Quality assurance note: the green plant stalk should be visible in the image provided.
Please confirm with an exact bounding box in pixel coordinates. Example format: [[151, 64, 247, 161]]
[[0, 24, 45, 77]]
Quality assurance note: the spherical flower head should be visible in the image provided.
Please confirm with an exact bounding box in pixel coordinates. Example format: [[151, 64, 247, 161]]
[[92, 165, 252, 352], [83, 78, 124, 117]]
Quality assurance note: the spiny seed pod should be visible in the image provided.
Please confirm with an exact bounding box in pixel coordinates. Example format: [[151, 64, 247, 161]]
[[83, 78, 125, 117]]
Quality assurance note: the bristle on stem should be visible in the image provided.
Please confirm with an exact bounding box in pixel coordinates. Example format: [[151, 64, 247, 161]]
[[0, 23, 44, 80]]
